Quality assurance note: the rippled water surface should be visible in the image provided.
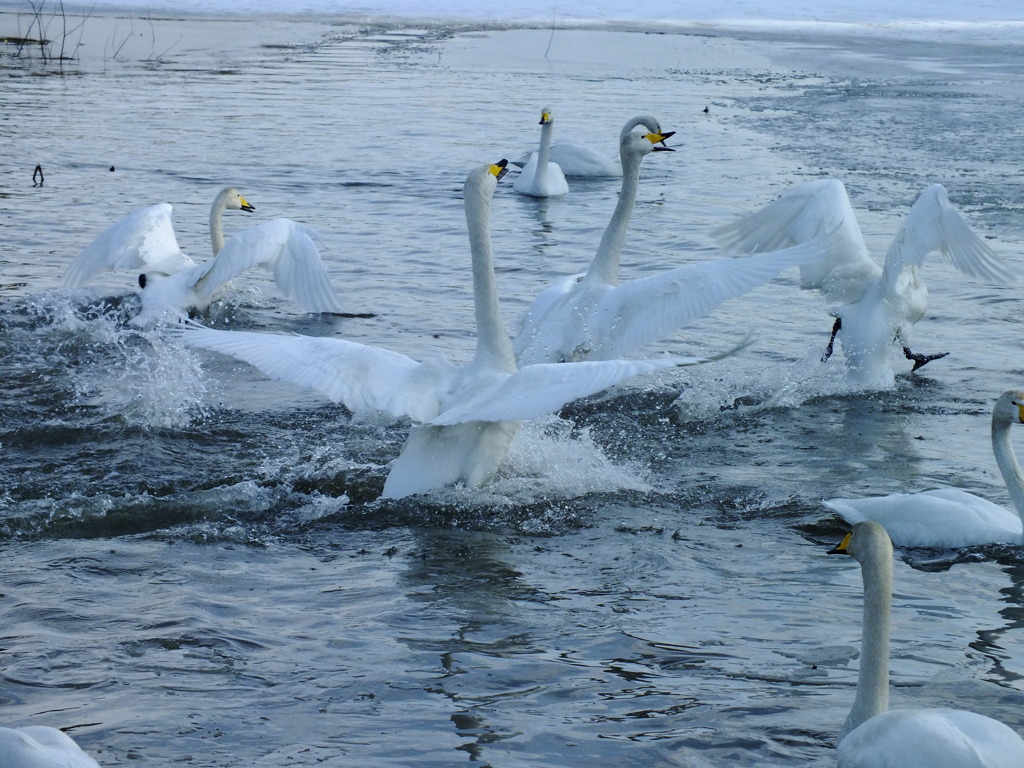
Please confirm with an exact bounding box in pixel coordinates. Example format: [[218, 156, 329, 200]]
[[3, 12, 1024, 766]]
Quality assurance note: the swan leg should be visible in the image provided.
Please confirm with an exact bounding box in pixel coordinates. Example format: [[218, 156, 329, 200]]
[[902, 345, 949, 372], [822, 317, 842, 363]]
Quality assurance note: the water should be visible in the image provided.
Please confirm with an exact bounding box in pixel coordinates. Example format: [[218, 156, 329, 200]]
[[2, 11, 1024, 767]]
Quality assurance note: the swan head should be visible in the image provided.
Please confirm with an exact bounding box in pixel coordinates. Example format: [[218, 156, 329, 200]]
[[620, 121, 676, 162], [828, 520, 892, 565], [219, 187, 256, 213], [539, 107, 553, 125], [993, 390, 1024, 428]]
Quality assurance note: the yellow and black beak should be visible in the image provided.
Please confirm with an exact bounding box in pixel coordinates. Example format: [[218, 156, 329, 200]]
[[240, 196, 256, 213], [647, 130, 676, 152], [490, 159, 509, 181], [827, 531, 853, 555], [539, 110, 552, 125]]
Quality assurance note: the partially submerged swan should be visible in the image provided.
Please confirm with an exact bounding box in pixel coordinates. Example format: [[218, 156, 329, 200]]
[[513, 107, 570, 198], [715, 180, 1013, 387], [64, 187, 345, 321], [824, 390, 1024, 548], [513, 116, 824, 365], [829, 521, 1024, 767], [181, 162, 739, 499], [0, 725, 101, 768]]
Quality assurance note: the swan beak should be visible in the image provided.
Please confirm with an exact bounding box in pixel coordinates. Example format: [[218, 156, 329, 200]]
[[827, 532, 853, 555], [647, 130, 676, 151], [490, 159, 509, 181], [539, 111, 552, 124], [1015, 402, 1024, 423], [239, 196, 256, 213]]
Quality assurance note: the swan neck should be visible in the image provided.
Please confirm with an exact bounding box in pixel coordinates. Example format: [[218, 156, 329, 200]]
[[209, 189, 230, 255], [992, 416, 1024, 535], [466, 180, 515, 373], [585, 148, 642, 287], [842, 541, 891, 739], [536, 120, 554, 172]]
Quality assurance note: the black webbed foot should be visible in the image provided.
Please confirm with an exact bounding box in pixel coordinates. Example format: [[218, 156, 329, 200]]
[[903, 346, 949, 372], [822, 317, 842, 363]]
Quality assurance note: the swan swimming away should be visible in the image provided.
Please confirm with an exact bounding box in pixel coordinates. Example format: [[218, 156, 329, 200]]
[[0, 725, 101, 768], [828, 521, 1024, 767], [179, 161, 741, 499], [513, 108, 570, 198], [715, 180, 1013, 388], [824, 390, 1024, 548], [63, 187, 345, 322], [512, 108, 621, 178], [513, 115, 828, 366]]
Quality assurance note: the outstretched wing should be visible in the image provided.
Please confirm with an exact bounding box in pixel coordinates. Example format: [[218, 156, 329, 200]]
[[587, 238, 825, 360], [715, 179, 880, 305], [180, 323, 451, 423], [63, 203, 189, 287], [882, 183, 1013, 288], [432, 345, 743, 426], [192, 219, 344, 313]]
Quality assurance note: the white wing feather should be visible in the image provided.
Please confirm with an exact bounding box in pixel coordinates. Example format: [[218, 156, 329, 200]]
[[181, 325, 452, 423], [192, 219, 344, 313], [63, 203, 190, 287]]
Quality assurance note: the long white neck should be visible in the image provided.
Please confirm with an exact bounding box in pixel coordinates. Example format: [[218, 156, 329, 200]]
[[842, 529, 892, 739], [209, 188, 232, 255], [465, 169, 516, 374], [585, 121, 646, 287], [535, 119, 555, 178], [992, 414, 1024, 537]]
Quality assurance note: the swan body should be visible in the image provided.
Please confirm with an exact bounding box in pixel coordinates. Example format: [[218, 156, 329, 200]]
[[829, 521, 1024, 767], [513, 108, 570, 198], [181, 162, 730, 499], [824, 390, 1024, 548], [513, 116, 823, 365], [64, 187, 344, 319], [716, 180, 1013, 387], [0, 726, 100, 768]]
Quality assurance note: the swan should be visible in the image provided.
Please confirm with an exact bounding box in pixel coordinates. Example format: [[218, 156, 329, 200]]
[[0, 725, 101, 768], [823, 390, 1024, 548], [63, 187, 345, 321], [513, 115, 826, 366], [179, 161, 740, 499], [513, 108, 570, 198], [512, 110, 621, 178], [715, 180, 1013, 388], [828, 521, 1024, 767]]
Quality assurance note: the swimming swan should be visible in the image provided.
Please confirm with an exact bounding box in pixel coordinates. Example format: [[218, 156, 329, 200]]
[[824, 390, 1024, 548], [513, 108, 570, 198], [0, 725, 101, 768], [513, 116, 825, 365], [63, 187, 345, 320], [180, 162, 737, 499], [512, 109, 621, 178], [715, 180, 1013, 388], [828, 521, 1024, 767]]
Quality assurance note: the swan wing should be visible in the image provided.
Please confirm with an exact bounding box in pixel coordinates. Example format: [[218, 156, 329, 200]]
[[180, 324, 450, 422], [432, 355, 717, 426], [588, 239, 825, 360], [548, 141, 622, 177], [881, 183, 1013, 289], [192, 219, 344, 313], [513, 273, 585, 363], [715, 179, 880, 305], [0, 726, 101, 768], [63, 203, 188, 287]]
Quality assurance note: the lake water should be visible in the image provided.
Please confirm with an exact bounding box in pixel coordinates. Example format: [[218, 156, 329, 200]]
[[2, 11, 1024, 767]]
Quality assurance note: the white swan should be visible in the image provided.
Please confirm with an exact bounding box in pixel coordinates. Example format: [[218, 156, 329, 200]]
[[824, 390, 1024, 548], [715, 180, 1013, 388], [828, 521, 1024, 767], [512, 111, 621, 178], [180, 162, 736, 499], [513, 108, 570, 198], [63, 187, 345, 321], [0, 725, 100, 768], [513, 116, 826, 366]]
